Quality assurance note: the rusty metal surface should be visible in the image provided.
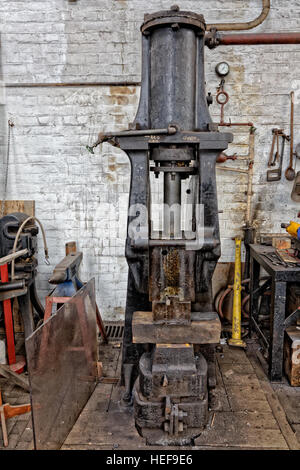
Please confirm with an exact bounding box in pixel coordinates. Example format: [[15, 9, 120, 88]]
[[149, 247, 195, 304], [217, 32, 300, 46], [25, 279, 98, 450], [142, 7, 206, 34]]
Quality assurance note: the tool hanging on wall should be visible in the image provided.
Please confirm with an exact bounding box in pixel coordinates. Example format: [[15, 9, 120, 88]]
[[267, 128, 284, 167], [267, 130, 288, 182], [285, 91, 296, 181]]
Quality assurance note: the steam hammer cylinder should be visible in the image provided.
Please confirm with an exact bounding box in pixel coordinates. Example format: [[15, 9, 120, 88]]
[[150, 27, 196, 130], [143, 10, 211, 131]]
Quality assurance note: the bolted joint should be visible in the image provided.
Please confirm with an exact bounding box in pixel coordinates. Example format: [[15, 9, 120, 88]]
[[205, 29, 221, 49]]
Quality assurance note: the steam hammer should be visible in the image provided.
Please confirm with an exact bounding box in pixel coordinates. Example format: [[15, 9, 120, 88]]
[[91, 6, 233, 445]]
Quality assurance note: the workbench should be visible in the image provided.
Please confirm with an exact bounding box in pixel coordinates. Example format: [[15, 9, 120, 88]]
[[249, 244, 300, 382]]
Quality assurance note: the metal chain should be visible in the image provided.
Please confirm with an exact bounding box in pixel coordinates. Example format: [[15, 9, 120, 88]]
[[1, 119, 14, 218]]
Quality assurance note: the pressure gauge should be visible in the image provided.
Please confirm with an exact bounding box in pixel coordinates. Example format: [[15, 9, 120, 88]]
[[215, 62, 230, 77]]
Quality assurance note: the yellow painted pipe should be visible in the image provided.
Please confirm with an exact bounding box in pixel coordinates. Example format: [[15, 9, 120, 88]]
[[228, 238, 246, 348]]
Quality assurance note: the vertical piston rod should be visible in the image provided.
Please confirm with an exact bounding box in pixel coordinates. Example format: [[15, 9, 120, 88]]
[[163, 167, 182, 238]]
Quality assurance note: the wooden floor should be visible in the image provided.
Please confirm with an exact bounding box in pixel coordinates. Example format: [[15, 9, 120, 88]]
[[62, 339, 300, 451], [1, 336, 300, 450]]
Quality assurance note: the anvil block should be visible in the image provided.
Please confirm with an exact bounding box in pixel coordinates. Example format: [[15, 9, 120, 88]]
[[132, 311, 221, 344]]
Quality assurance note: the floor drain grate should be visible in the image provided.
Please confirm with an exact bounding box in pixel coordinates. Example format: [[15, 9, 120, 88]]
[[104, 322, 124, 341]]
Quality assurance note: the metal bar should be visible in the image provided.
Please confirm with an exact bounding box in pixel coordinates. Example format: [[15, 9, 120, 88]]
[[216, 166, 248, 174], [87, 126, 177, 154], [0, 249, 28, 266], [269, 280, 287, 382], [0, 364, 30, 392], [284, 307, 300, 328], [44, 296, 72, 322], [251, 316, 270, 349], [0, 280, 25, 292], [219, 122, 254, 127], [246, 133, 255, 225], [96, 304, 108, 344], [249, 253, 261, 338], [112, 127, 177, 138], [0, 264, 16, 365], [217, 32, 300, 46], [5, 81, 141, 88]]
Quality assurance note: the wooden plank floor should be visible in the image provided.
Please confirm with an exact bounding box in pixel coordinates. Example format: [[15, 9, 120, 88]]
[[62, 340, 300, 451], [1, 336, 299, 450]]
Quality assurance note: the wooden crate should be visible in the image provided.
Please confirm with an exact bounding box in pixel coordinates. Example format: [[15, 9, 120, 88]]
[[284, 327, 300, 387]]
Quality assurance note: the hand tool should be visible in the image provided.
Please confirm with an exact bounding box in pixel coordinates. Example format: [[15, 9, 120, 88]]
[[267, 131, 287, 182], [268, 128, 283, 167], [285, 91, 296, 180]]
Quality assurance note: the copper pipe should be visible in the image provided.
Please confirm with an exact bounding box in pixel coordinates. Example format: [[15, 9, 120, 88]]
[[5, 81, 141, 88], [219, 122, 254, 127], [217, 279, 251, 320], [216, 32, 300, 46], [207, 0, 270, 32], [246, 133, 255, 226]]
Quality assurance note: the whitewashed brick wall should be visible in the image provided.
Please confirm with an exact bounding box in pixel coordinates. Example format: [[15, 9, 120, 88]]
[[0, 0, 300, 319]]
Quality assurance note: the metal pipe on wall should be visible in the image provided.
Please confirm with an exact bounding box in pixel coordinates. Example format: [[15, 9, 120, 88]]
[[5, 82, 141, 88], [206, 0, 270, 32], [215, 32, 300, 46]]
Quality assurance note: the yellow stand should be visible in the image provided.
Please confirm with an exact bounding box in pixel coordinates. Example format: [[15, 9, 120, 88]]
[[228, 238, 246, 349]]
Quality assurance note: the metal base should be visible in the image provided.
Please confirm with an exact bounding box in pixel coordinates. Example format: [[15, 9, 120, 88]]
[[228, 338, 247, 349], [133, 377, 209, 446]]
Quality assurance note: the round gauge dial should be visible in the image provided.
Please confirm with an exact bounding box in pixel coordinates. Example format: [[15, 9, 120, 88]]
[[215, 62, 230, 77]]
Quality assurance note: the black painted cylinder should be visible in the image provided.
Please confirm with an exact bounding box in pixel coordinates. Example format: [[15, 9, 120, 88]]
[[141, 8, 211, 131], [150, 27, 197, 130]]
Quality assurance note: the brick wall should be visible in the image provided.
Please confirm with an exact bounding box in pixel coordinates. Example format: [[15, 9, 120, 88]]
[[0, 0, 300, 319]]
